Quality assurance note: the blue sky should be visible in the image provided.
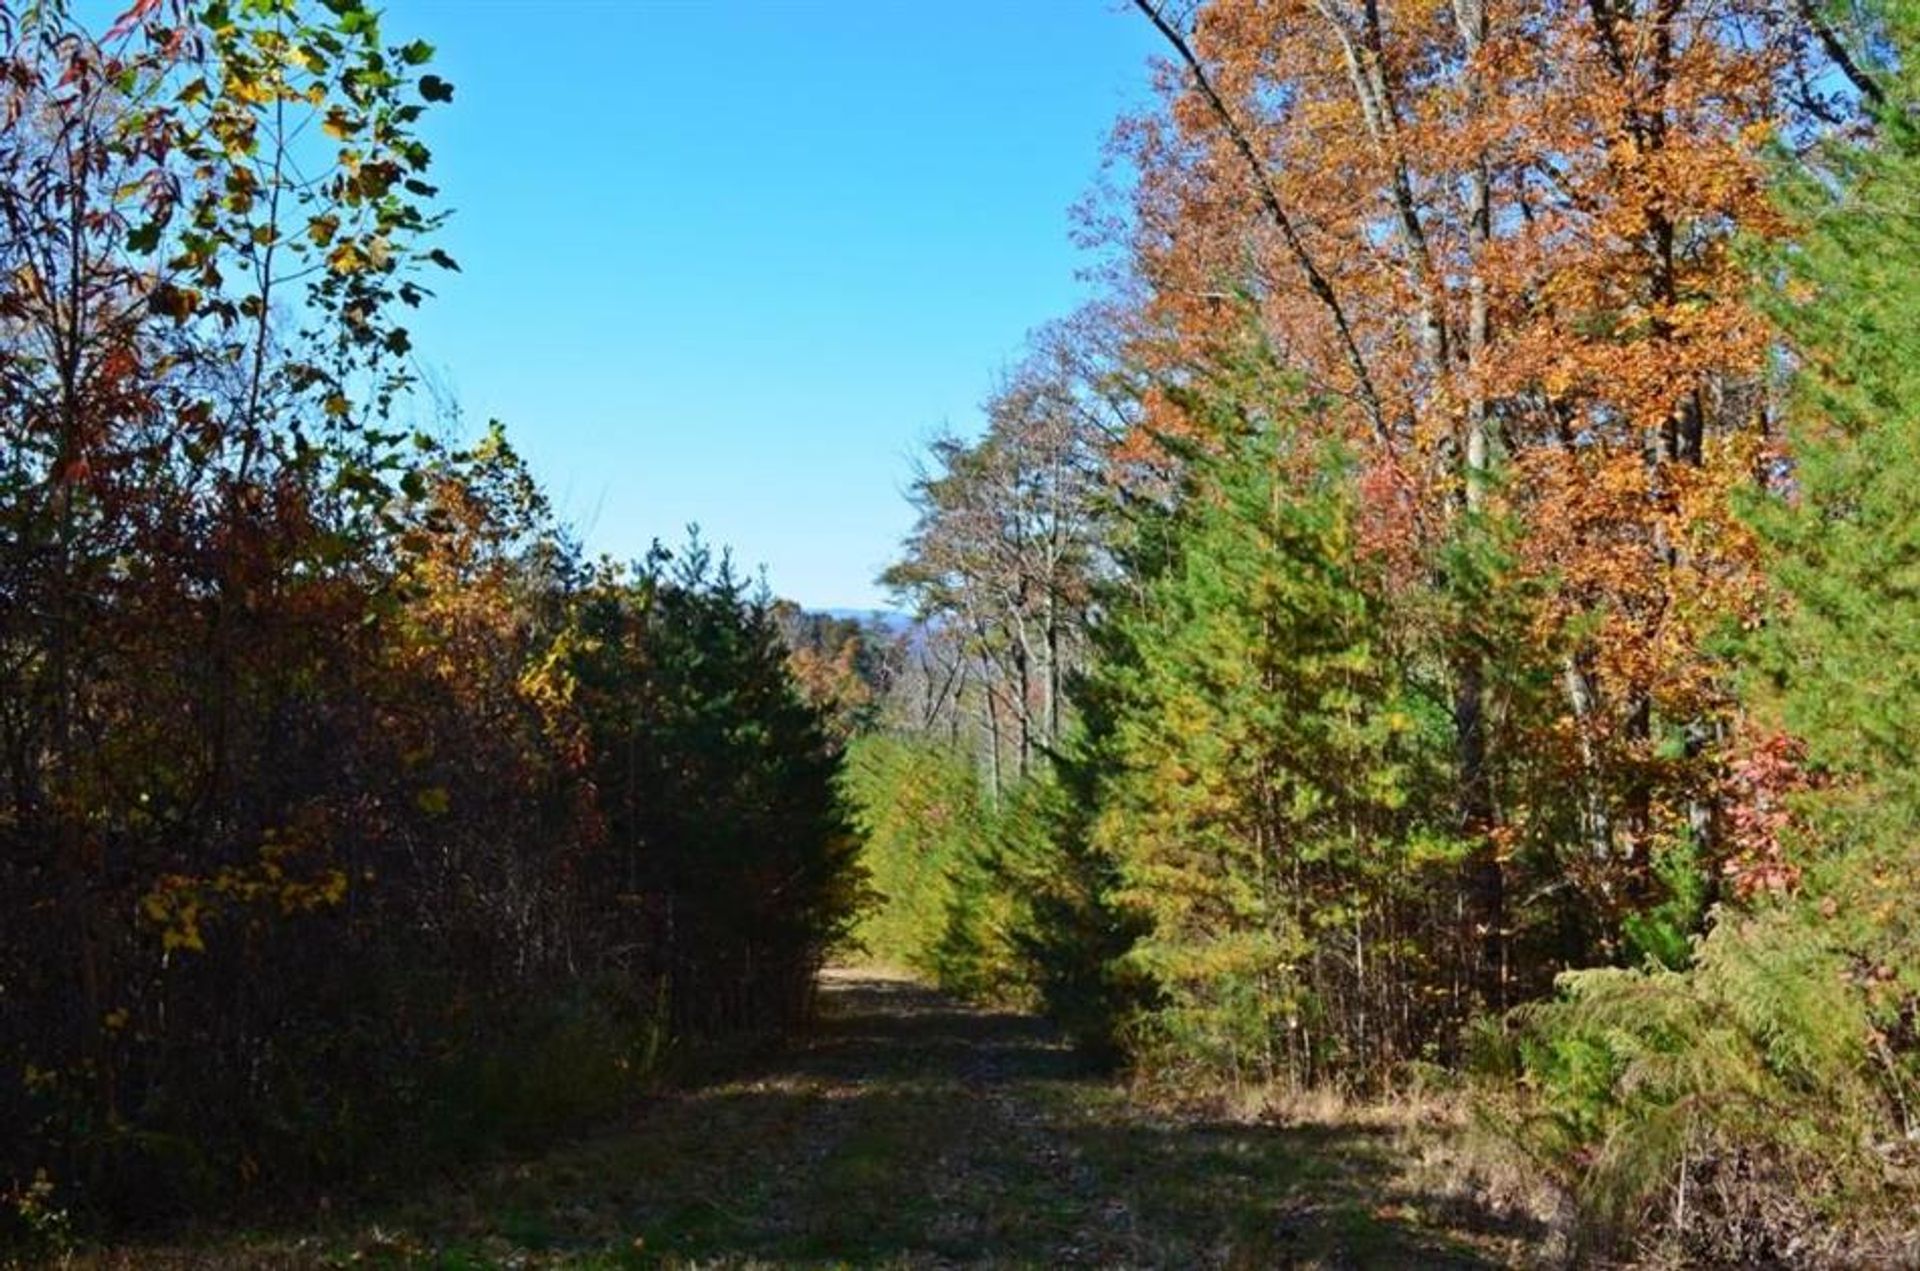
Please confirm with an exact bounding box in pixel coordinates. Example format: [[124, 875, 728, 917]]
[[388, 0, 1159, 610]]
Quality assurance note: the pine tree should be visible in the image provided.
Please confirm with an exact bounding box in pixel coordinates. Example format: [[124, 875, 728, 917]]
[[1080, 403, 1466, 1086], [573, 539, 862, 1036], [1504, 7, 1920, 1254], [1744, 0, 1920, 1168]]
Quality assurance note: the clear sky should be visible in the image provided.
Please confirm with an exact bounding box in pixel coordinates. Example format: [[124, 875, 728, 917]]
[[388, 0, 1159, 610]]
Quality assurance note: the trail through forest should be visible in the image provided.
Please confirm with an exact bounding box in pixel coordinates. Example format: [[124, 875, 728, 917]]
[[99, 969, 1546, 1269]]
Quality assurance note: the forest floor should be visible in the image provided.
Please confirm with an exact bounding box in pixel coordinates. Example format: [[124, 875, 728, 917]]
[[78, 968, 1555, 1269]]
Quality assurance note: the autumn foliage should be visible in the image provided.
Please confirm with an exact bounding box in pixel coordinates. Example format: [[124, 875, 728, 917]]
[[855, 0, 1918, 1257], [5, 0, 1918, 1256], [0, 0, 859, 1233]]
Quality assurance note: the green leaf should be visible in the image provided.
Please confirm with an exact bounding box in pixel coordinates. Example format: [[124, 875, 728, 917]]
[[337, 6, 379, 38], [397, 38, 435, 65], [418, 74, 454, 103]]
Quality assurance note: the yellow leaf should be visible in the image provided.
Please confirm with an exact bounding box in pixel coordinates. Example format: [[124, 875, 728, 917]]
[[225, 73, 273, 107], [307, 214, 341, 248]]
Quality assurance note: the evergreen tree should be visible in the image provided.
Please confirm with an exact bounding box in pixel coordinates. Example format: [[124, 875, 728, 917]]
[[1080, 414, 1466, 1087], [1505, 7, 1920, 1255], [1750, 0, 1920, 1098], [573, 539, 863, 1036]]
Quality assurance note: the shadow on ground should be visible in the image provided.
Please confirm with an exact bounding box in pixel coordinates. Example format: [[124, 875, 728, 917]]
[[93, 972, 1546, 1267], [350, 971, 1546, 1268]]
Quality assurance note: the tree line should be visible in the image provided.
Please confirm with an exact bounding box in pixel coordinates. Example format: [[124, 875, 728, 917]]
[[0, 0, 860, 1236], [852, 0, 1920, 1259]]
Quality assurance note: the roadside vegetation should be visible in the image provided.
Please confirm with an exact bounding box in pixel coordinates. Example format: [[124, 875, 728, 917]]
[[5, 0, 1920, 1264], [853, 1, 1920, 1262]]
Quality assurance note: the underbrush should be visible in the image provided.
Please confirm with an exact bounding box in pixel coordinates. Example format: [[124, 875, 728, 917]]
[[1473, 897, 1920, 1267], [419, 978, 673, 1159], [1, 977, 674, 1259]]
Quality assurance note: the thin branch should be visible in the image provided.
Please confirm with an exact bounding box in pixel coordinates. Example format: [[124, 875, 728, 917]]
[[1792, 0, 1886, 110], [1130, 0, 1391, 444]]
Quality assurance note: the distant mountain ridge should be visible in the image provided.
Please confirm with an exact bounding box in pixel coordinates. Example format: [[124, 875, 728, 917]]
[[816, 607, 913, 633]]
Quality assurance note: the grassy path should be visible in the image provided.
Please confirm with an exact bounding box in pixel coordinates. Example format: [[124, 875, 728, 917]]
[[95, 968, 1544, 1268]]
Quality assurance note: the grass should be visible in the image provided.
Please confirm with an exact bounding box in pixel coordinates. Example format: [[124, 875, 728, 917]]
[[55, 967, 1554, 1268]]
